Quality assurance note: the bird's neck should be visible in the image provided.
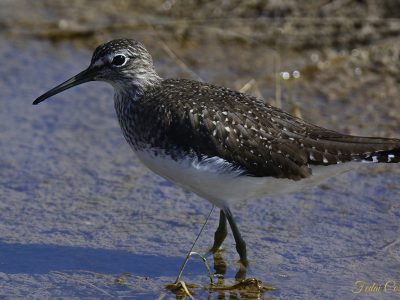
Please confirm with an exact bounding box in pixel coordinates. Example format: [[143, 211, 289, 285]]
[[113, 72, 162, 148], [113, 79, 157, 118], [113, 68, 162, 102]]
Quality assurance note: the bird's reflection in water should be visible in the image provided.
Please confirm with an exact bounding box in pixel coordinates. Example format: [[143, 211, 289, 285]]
[[212, 250, 246, 280], [209, 251, 274, 299], [166, 251, 274, 299]]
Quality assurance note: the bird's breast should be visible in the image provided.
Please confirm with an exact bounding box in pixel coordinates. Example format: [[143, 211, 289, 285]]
[[114, 92, 156, 150], [133, 147, 260, 207]]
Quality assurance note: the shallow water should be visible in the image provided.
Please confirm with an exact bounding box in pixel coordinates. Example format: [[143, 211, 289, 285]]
[[2, 3, 400, 299]]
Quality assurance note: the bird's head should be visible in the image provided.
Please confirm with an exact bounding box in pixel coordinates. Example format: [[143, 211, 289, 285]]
[[33, 39, 161, 105]]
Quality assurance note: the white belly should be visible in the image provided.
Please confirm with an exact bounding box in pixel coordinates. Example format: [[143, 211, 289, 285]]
[[134, 148, 362, 208]]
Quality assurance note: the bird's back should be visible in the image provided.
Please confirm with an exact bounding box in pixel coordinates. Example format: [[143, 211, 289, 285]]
[[119, 78, 400, 181]]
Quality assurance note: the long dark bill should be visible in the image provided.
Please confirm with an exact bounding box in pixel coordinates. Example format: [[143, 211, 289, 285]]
[[32, 68, 96, 105]]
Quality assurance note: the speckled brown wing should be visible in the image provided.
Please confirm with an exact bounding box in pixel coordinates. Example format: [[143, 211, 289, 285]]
[[264, 107, 400, 165], [140, 79, 400, 180]]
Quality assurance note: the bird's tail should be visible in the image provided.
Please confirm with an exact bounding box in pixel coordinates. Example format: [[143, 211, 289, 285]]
[[357, 147, 400, 163], [301, 129, 400, 165]]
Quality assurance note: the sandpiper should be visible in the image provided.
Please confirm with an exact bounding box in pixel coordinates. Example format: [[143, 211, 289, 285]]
[[33, 39, 400, 266]]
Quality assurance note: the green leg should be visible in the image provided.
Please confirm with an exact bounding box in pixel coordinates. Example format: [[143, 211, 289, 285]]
[[224, 207, 248, 266], [210, 209, 228, 253]]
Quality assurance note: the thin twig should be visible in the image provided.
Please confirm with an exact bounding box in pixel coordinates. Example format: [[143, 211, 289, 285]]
[[187, 251, 214, 284], [274, 51, 282, 108], [239, 79, 256, 93], [147, 22, 203, 82], [52, 271, 113, 297], [158, 40, 203, 82], [175, 205, 215, 284], [178, 281, 195, 299]]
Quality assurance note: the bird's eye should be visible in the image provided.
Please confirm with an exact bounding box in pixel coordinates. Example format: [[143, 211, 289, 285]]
[[111, 55, 126, 66]]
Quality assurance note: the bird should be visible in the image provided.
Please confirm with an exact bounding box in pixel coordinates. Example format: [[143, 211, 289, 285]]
[[33, 38, 400, 266]]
